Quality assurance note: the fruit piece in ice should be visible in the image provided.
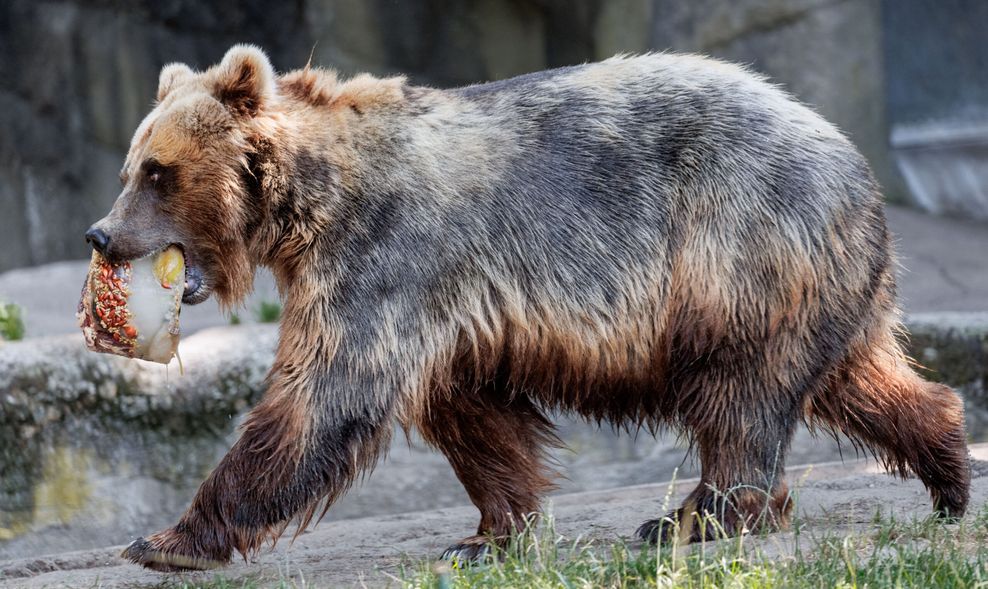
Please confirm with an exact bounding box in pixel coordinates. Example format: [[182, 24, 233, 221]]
[[77, 246, 185, 364]]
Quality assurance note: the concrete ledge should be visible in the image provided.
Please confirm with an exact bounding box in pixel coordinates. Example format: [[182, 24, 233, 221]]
[[0, 325, 276, 431], [905, 312, 988, 390], [891, 121, 988, 219]]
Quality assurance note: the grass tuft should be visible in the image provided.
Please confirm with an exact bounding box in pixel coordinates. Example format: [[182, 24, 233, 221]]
[[0, 301, 25, 340], [401, 505, 988, 589], [254, 300, 282, 324]]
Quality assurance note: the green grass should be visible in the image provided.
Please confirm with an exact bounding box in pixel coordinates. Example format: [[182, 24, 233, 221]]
[[400, 508, 988, 589], [254, 300, 282, 323], [152, 504, 988, 589], [0, 301, 24, 340]]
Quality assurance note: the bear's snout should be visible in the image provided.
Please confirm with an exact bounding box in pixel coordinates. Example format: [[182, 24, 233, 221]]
[[85, 226, 111, 256]]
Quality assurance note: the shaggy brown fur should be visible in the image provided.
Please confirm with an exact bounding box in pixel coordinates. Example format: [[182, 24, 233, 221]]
[[84, 45, 971, 571]]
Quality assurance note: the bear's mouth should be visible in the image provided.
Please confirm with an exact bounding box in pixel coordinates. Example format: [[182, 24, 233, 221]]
[[183, 265, 210, 305], [178, 247, 211, 305]]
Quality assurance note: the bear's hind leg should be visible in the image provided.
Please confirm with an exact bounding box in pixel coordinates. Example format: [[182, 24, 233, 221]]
[[637, 430, 794, 544], [637, 377, 799, 544], [417, 385, 559, 561], [807, 327, 970, 518]]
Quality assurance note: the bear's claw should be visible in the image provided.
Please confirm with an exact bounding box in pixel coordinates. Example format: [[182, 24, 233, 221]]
[[636, 510, 718, 545], [121, 536, 223, 572], [440, 538, 494, 563], [636, 516, 678, 545]]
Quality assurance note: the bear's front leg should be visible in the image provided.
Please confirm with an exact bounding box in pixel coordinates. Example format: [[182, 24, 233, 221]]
[[122, 329, 403, 571], [418, 383, 560, 561]]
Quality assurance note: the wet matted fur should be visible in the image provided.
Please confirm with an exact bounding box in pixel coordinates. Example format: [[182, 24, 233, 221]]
[[91, 46, 970, 571]]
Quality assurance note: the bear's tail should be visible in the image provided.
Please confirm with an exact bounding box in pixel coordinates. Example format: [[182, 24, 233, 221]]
[[806, 315, 970, 517]]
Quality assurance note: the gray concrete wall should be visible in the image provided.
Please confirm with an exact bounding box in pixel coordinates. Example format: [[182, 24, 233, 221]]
[[0, 0, 925, 272], [883, 0, 988, 219], [883, 0, 988, 127]]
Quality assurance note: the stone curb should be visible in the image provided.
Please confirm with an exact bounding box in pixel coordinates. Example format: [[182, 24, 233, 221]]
[[904, 312, 988, 410], [0, 325, 276, 431]]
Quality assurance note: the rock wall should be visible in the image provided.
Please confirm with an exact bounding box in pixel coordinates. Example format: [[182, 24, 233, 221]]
[[0, 0, 901, 272]]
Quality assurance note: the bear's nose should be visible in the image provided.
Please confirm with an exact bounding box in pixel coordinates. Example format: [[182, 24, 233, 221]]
[[85, 227, 111, 256]]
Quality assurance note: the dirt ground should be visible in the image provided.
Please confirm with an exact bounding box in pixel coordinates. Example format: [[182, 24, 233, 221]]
[[3, 444, 986, 588]]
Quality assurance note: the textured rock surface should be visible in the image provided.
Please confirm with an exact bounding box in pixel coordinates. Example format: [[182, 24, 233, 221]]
[[885, 206, 988, 314], [0, 325, 276, 431], [907, 312, 988, 438], [1, 0, 912, 272]]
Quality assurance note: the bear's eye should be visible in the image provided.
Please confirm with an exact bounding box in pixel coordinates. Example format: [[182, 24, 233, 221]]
[[142, 160, 165, 187]]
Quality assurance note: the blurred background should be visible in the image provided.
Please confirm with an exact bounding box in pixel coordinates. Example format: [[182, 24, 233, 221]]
[[1, 0, 987, 567]]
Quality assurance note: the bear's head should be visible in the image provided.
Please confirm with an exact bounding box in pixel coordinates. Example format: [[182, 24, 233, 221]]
[[86, 45, 279, 308]]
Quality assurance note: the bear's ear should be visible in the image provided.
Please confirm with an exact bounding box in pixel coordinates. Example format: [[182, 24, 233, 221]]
[[212, 44, 276, 118], [157, 63, 194, 102]]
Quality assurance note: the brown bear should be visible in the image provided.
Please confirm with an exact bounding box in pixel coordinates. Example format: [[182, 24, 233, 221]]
[[84, 45, 971, 571]]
